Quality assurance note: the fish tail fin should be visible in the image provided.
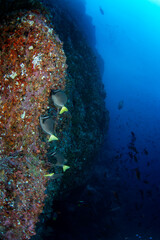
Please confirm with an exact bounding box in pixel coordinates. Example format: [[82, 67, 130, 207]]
[[48, 134, 59, 142], [59, 106, 68, 114], [63, 165, 70, 172], [44, 172, 54, 177]]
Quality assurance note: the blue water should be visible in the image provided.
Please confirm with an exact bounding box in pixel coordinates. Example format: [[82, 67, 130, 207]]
[[45, 0, 160, 239], [85, 1, 160, 239]]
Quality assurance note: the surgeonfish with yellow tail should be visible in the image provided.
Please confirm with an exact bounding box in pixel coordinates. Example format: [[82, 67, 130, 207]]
[[51, 90, 68, 114], [44, 172, 55, 177], [44, 173, 63, 179], [39, 115, 58, 142], [51, 151, 70, 172]]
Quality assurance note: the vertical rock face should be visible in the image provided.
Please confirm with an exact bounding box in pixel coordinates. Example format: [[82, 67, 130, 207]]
[[0, 10, 67, 239], [0, 11, 67, 155], [0, 1, 109, 239]]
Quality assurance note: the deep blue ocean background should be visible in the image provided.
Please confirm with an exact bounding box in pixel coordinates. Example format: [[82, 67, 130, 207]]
[[44, 0, 160, 239]]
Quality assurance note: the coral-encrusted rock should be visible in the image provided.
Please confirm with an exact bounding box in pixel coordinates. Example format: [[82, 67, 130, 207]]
[[0, 1, 109, 239], [0, 11, 67, 239]]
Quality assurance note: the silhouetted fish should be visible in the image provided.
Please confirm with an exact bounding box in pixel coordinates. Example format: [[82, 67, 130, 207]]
[[128, 145, 138, 154], [113, 191, 120, 202], [135, 168, 140, 180], [143, 180, 149, 184], [144, 148, 148, 155], [131, 131, 136, 142], [134, 155, 138, 162], [147, 161, 150, 166], [99, 7, 104, 15], [118, 100, 124, 110], [128, 151, 134, 159]]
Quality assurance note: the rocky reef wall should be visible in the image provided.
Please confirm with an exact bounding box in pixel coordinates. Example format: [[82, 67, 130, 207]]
[[0, 1, 109, 239]]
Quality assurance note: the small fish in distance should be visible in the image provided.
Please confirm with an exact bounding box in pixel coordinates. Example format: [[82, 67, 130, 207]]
[[40, 115, 58, 142], [51, 90, 68, 114], [118, 100, 124, 110], [144, 148, 148, 155], [135, 168, 141, 180], [99, 7, 104, 15]]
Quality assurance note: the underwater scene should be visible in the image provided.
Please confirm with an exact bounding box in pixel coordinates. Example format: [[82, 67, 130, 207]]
[[0, 0, 160, 239]]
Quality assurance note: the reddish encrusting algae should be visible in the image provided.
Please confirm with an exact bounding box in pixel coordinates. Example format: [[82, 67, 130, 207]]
[[0, 10, 67, 239]]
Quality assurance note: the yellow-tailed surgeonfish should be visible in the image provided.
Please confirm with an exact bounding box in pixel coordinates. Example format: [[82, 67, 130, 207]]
[[44, 172, 55, 177], [44, 173, 63, 179], [51, 90, 68, 114], [39, 115, 58, 142], [51, 151, 70, 172]]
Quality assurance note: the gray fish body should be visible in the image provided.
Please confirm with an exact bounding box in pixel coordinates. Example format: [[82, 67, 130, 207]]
[[40, 116, 54, 136], [53, 152, 67, 166], [52, 173, 63, 179], [51, 91, 67, 108]]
